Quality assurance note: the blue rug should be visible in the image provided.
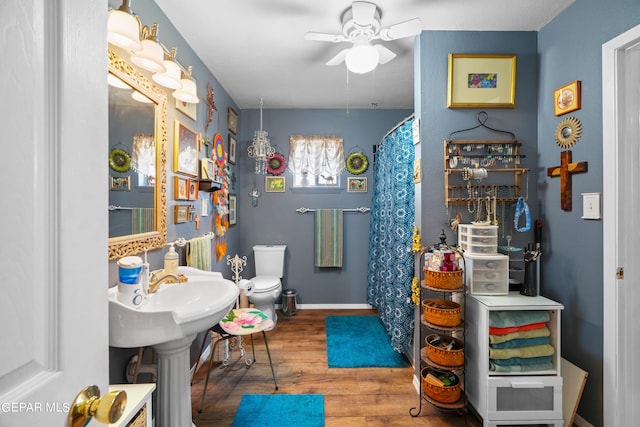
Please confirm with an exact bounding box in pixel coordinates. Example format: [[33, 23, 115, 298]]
[[231, 394, 324, 427], [325, 315, 409, 368]]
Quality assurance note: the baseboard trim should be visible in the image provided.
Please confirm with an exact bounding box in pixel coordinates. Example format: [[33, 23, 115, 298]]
[[412, 374, 420, 394], [573, 414, 593, 427], [276, 303, 374, 310]]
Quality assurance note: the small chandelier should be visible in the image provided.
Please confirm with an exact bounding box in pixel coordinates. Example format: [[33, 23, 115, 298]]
[[247, 98, 274, 174]]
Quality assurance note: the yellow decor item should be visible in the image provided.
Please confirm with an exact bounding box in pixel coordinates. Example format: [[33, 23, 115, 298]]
[[411, 277, 420, 305], [411, 226, 422, 253]]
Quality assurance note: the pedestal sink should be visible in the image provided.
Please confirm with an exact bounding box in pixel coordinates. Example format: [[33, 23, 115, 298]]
[[109, 266, 239, 427]]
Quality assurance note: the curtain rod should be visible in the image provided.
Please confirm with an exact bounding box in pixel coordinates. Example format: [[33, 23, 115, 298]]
[[295, 207, 370, 214], [381, 113, 415, 143]]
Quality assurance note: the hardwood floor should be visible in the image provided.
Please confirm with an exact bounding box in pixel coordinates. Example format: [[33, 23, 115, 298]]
[[191, 308, 482, 427]]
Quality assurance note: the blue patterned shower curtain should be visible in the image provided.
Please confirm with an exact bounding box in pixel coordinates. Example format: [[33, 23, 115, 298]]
[[367, 118, 415, 353]]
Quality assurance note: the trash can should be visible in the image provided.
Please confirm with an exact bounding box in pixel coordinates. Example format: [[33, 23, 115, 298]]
[[281, 289, 298, 316]]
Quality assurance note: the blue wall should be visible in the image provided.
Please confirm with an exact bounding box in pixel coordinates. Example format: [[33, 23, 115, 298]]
[[235, 109, 411, 304], [537, 1, 640, 424], [417, 30, 539, 252]]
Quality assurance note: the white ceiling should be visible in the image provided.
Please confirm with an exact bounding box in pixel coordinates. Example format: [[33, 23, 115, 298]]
[[153, 0, 574, 110]]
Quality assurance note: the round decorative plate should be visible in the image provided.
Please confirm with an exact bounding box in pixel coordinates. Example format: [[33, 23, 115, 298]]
[[555, 117, 583, 149], [219, 308, 274, 335], [214, 133, 226, 167], [346, 152, 369, 175], [109, 148, 131, 173], [266, 152, 286, 175]]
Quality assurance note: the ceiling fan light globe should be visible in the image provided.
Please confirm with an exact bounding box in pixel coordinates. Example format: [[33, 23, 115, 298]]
[[345, 44, 379, 74]]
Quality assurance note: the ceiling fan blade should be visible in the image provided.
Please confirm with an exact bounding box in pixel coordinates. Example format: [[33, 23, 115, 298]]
[[351, 1, 377, 26], [374, 45, 396, 64], [305, 31, 346, 43], [326, 48, 350, 66], [379, 18, 423, 41]]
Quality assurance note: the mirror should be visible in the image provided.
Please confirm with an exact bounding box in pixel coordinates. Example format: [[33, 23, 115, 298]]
[[554, 116, 583, 149], [108, 48, 167, 260]]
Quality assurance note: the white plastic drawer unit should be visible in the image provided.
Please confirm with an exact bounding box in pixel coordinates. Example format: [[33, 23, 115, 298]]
[[464, 254, 509, 295], [487, 376, 563, 422], [458, 224, 498, 255]]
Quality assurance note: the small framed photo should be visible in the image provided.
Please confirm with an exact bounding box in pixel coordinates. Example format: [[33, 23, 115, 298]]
[[447, 53, 517, 108], [228, 134, 237, 165], [227, 106, 238, 134], [265, 176, 285, 192], [110, 175, 131, 191], [174, 176, 189, 200], [174, 205, 190, 224], [174, 120, 198, 177], [228, 193, 237, 226], [188, 178, 198, 201], [347, 177, 367, 193], [554, 80, 581, 116], [200, 158, 215, 180]]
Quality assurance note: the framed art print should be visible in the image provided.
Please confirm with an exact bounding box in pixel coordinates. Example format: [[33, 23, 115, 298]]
[[227, 107, 238, 134], [174, 205, 190, 224], [265, 176, 285, 192], [110, 175, 131, 191], [228, 134, 237, 165], [187, 178, 198, 201], [447, 54, 517, 108], [554, 80, 581, 116], [174, 120, 198, 177], [228, 193, 237, 226], [174, 176, 189, 200], [347, 177, 367, 193]]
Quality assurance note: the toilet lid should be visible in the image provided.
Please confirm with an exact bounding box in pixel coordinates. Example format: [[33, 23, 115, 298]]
[[250, 276, 281, 292]]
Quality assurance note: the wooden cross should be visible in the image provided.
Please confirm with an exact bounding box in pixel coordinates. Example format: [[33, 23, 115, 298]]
[[547, 150, 588, 211]]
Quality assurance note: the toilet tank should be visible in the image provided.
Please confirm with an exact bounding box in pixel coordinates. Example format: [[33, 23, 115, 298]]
[[253, 245, 286, 278]]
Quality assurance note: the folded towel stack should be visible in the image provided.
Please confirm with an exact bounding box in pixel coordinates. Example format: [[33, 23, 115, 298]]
[[488, 310, 554, 372]]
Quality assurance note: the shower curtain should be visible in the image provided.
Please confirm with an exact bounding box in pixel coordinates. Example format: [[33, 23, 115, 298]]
[[367, 118, 415, 353]]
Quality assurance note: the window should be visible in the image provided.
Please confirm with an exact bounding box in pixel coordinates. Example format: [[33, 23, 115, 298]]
[[288, 135, 345, 188]]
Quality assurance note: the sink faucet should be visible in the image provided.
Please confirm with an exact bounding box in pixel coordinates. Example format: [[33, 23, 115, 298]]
[[147, 270, 181, 294]]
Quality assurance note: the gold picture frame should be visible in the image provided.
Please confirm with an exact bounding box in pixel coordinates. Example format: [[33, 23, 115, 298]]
[[174, 120, 198, 177], [554, 80, 581, 116], [447, 54, 516, 108], [174, 205, 191, 223], [265, 176, 285, 193]]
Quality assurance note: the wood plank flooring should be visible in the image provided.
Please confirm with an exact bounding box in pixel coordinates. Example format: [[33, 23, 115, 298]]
[[191, 309, 482, 427]]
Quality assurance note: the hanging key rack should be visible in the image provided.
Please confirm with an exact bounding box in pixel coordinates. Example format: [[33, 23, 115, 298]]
[[443, 112, 529, 208]]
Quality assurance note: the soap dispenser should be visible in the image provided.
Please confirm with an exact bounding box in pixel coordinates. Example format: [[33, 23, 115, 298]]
[[164, 243, 179, 274]]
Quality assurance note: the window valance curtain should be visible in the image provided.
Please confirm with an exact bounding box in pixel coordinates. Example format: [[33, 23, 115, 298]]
[[288, 135, 345, 176], [131, 133, 155, 177]]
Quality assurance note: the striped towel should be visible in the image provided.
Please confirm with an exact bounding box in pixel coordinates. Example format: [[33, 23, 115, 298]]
[[314, 209, 343, 267], [132, 208, 154, 234], [187, 235, 212, 271]]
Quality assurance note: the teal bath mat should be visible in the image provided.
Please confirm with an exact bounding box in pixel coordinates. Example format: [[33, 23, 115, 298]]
[[325, 315, 409, 368], [231, 394, 324, 427]]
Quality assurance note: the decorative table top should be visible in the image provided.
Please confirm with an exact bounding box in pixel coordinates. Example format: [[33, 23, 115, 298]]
[[219, 308, 274, 335]]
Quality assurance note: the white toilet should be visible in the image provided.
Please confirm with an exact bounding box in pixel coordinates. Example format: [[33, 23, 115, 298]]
[[249, 244, 286, 327]]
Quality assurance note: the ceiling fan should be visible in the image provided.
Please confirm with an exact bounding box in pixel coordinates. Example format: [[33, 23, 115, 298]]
[[305, 1, 422, 74]]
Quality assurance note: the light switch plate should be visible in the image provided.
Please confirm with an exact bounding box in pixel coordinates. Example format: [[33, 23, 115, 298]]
[[581, 192, 601, 220]]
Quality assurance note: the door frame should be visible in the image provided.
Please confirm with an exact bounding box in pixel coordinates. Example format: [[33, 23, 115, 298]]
[[602, 22, 640, 427]]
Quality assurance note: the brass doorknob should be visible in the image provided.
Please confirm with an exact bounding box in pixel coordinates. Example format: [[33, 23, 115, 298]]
[[67, 385, 127, 427]]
